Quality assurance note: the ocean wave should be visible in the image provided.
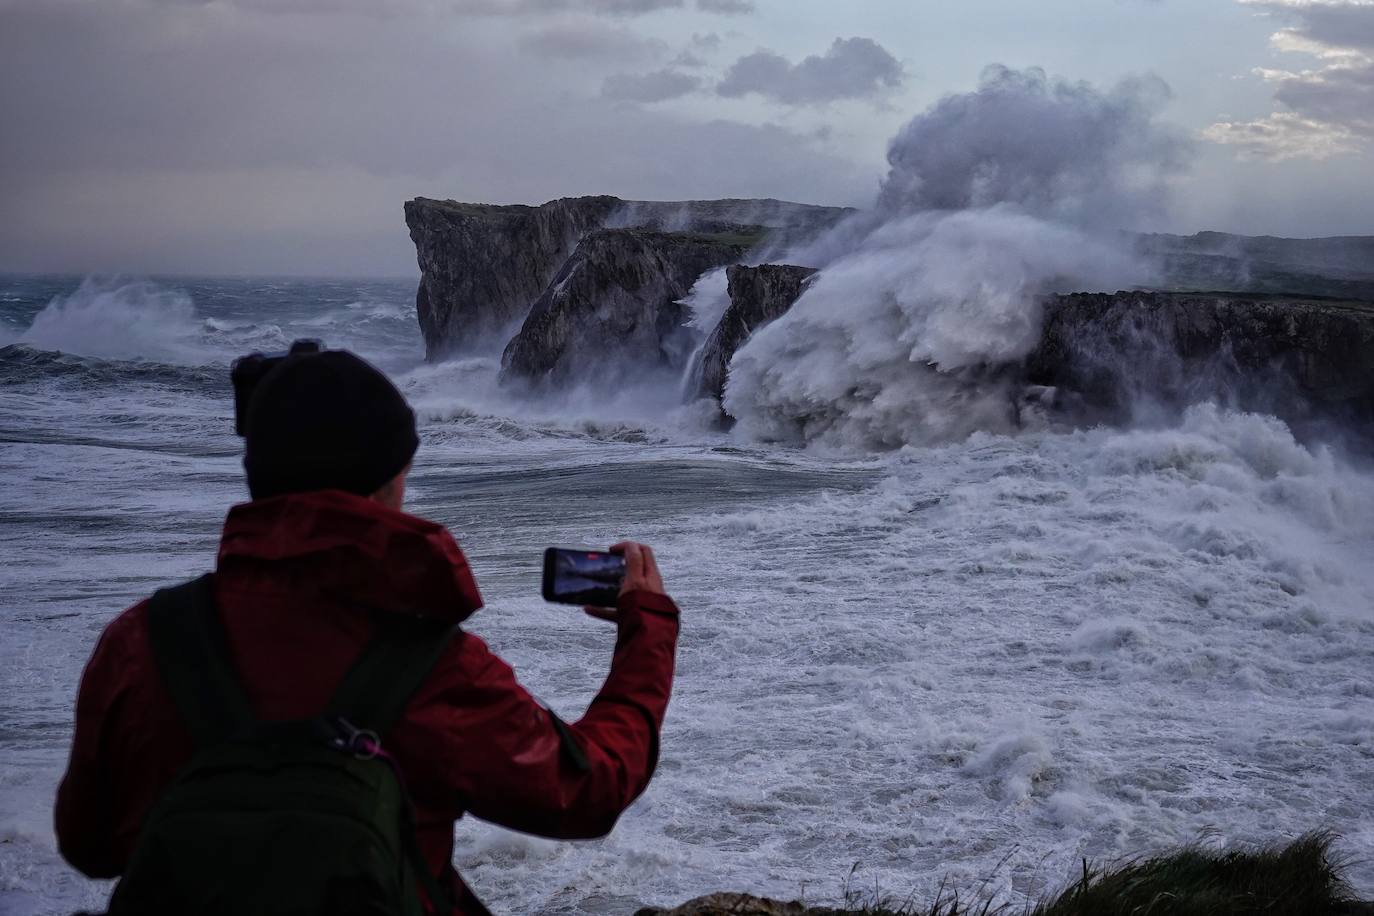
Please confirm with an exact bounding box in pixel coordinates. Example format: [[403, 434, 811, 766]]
[[12, 279, 216, 365], [0, 342, 218, 389]]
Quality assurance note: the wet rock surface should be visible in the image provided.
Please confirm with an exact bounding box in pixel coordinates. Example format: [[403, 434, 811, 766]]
[[697, 264, 817, 402], [1026, 291, 1374, 432], [405, 197, 619, 357], [500, 230, 754, 385], [704, 275, 1374, 437]]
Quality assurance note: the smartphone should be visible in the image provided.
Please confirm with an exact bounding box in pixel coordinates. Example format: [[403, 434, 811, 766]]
[[542, 548, 626, 607]]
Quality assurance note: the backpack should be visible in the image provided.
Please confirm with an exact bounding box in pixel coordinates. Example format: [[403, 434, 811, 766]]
[[106, 574, 458, 916]]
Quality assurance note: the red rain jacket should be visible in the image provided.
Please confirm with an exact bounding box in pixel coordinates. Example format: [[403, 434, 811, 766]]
[[54, 490, 679, 914]]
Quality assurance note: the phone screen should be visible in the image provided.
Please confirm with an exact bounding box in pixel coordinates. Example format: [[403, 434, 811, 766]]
[[542, 548, 626, 607]]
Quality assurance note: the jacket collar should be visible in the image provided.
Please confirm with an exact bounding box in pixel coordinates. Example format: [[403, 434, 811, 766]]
[[217, 490, 484, 623]]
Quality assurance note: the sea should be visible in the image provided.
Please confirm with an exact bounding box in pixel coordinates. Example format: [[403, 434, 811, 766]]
[[2, 273, 1372, 915]]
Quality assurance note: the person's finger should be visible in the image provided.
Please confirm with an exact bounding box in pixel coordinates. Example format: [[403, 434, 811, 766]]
[[615, 541, 645, 584], [641, 544, 660, 581], [584, 605, 619, 622]]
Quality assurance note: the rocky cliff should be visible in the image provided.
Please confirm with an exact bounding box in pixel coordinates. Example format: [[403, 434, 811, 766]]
[[405, 195, 848, 359], [695, 264, 817, 402], [1025, 290, 1374, 431], [501, 229, 754, 385], [709, 271, 1374, 435], [405, 197, 620, 357]]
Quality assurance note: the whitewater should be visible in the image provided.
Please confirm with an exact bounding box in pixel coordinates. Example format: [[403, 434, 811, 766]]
[[1, 271, 1371, 914]]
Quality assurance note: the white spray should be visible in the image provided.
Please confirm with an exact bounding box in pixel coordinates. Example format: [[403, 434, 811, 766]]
[[724, 65, 1190, 449]]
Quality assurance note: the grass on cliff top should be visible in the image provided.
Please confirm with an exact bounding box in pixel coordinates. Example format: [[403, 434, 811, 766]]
[[832, 834, 1368, 916]]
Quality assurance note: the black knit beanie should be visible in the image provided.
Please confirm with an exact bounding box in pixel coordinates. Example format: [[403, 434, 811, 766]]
[[243, 350, 419, 500]]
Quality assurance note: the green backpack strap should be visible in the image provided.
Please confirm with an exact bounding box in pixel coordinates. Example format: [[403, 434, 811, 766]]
[[326, 614, 459, 739], [327, 615, 462, 916], [147, 573, 256, 748]]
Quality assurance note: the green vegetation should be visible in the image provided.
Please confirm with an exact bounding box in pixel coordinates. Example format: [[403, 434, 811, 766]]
[[840, 834, 1367, 916]]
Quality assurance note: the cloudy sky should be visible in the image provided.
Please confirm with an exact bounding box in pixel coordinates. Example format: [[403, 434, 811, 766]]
[[1, 0, 1371, 276]]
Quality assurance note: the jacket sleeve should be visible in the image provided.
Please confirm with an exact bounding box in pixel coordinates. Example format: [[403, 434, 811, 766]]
[[54, 605, 142, 878], [402, 588, 679, 840]]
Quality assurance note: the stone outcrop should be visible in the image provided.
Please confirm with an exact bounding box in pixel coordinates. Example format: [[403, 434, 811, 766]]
[[685, 271, 1374, 434], [500, 230, 755, 385], [405, 197, 619, 357], [406, 195, 848, 359], [1024, 291, 1374, 431], [695, 264, 817, 402], [404, 195, 1374, 438]]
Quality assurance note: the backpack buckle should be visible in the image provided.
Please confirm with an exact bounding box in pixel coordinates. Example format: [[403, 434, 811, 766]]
[[328, 717, 381, 760]]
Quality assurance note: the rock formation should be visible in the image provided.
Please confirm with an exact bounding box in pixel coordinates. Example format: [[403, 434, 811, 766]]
[[695, 264, 817, 402], [1025, 290, 1374, 430], [501, 230, 755, 385], [405, 195, 848, 359], [405, 197, 619, 357], [707, 272, 1374, 435], [405, 194, 1374, 440]]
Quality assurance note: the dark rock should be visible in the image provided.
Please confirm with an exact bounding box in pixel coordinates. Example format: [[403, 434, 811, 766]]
[[695, 264, 817, 402], [500, 229, 753, 386], [405, 196, 849, 359], [634, 894, 816, 916], [1025, 290, 1374, 434], [405, 197, 621, 358], [683, 275, 1374, 440]]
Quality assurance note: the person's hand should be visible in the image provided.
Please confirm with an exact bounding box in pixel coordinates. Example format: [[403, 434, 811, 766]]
[[584, 541, 665, 622]]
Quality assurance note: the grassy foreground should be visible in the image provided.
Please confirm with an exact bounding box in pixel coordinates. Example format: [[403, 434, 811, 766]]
[[637, 834, 1372, 916]]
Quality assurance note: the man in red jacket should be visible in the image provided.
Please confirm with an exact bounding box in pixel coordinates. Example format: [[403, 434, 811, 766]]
[[54, 350, 680, 915]]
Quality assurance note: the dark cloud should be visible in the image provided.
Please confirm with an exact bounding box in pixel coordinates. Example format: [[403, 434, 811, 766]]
[[717, 37, 905, 105], [1206, 0, 1374, 160], [602, 68, 702, 102]]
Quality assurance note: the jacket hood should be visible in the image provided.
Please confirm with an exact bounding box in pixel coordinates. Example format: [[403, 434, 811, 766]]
[[217, 489, 484, 623]]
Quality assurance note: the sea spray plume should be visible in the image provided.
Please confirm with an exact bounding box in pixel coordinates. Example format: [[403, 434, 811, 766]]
[[17, 279, 210, 365], [724, 66, 1191, 449], [678, 266, 732, 400], [726, 210, 1145, 447], [877, 66, 1185, 225]]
